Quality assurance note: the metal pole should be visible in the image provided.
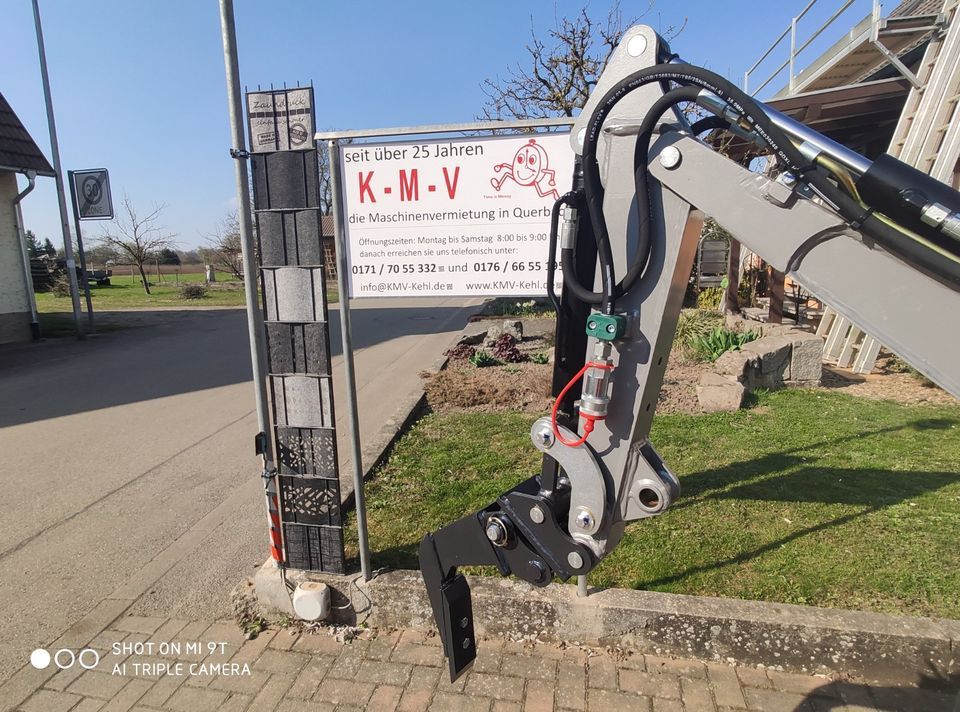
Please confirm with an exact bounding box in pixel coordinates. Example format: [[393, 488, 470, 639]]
[[219, 0, 285, 570], [31, 0, 83, 338], [577, 575, 588, 597], [218, 0, 271, 449], [328, 138, 371, 581], [67, 171, 95, 334]]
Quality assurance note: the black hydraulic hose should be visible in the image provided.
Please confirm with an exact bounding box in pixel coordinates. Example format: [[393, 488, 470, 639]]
[[562, 87, 702, 307], [689, 115, 731, 135], [578, 62, 960, 290], [623, 86, 703, 295]]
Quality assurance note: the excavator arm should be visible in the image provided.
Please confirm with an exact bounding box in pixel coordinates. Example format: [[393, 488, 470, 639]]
[[420, 25, 960, 682]]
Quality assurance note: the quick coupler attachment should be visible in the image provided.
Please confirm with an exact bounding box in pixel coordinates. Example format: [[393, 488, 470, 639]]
[[419, 475, 595, 681]]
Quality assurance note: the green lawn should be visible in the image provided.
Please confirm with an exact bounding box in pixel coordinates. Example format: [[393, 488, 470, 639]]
[[35, 273, 338, 312], [345, 389, 960, 619]]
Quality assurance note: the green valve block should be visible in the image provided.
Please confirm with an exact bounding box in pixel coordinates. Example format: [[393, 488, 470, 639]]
[[585, 313, 626, 341]]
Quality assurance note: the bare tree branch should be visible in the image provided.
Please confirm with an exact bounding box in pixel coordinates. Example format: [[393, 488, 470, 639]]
[[97, 196, 176, 294], [481, 2, 681, 121], [203, 212, 246, 281]]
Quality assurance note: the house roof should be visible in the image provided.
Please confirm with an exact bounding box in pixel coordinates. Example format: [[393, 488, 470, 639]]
[[0, 92, 55, 177]]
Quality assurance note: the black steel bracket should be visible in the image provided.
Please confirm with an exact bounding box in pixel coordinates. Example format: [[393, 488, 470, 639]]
[[418, 475, 595, 681]]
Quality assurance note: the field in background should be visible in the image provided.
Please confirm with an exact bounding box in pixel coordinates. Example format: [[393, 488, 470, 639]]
[[35, 271, 338, 312]]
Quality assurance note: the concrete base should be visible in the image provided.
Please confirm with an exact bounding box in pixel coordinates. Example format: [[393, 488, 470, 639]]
[[254, 566, 960, 686]]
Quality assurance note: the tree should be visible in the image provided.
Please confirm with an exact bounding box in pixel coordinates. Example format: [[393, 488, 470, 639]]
[[42, 237, 57, 258], [24, 230, 41, 258], [97, 197, 176, 294], [317, 136, 351, 215], [157, 247, 181, 265], [177, 248, 201, 265], [83, 243, 120, 267], [204, 212, 245, 281], [481, 3, 685, 120]]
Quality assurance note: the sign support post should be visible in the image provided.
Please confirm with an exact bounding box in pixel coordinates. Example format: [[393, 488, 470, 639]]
[[67, 171, 95, 334], [31, 0, 83, 337], [328, 139, 371, 581], [218, 0, 283, 569], [218, 0, 271, 449]]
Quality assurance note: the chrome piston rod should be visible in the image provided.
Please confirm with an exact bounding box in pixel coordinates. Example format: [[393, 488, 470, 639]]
[[664, 55, 873, 176], [694, 89, 872, 176]]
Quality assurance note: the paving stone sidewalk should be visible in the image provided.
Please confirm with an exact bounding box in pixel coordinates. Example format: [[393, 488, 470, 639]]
[[11, 615, 959, 712]]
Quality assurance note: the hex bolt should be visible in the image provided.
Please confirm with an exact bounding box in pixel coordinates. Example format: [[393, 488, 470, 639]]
[[574, 508, 595, 530], [460, 617, 469, 629], [529, 505, 545, 524], [568, 551, 584, 569], [588, 321, 598, 330], [659, 145, 682, 169], [462, 638, 471, 649], [606, 324, 616, 334], [485, 518, 509, 546]]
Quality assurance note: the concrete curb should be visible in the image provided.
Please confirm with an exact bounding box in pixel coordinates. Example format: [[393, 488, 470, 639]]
[[257, 566, 960, 686]]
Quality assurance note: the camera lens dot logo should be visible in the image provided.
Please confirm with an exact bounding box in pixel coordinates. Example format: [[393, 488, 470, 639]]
[[30, 649, 50, 670]]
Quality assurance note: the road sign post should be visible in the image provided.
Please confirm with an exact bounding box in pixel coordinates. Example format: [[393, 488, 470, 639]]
[[68, 168, 114, 335]]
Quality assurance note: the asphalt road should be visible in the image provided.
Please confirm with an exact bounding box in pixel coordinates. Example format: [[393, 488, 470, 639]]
[[0, 297, 480, 685]]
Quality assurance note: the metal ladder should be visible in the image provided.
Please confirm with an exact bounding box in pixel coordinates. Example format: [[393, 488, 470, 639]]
[[820, 0, 958, 373]]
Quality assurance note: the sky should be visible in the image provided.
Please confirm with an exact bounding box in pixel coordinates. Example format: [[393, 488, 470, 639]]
[[1, 0, 878, 249]]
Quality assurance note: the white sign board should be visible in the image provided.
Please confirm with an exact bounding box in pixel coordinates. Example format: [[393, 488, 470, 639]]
[[247, 88, 314, 153], [340, 133, 574, 297], [70, 169, 113, 220]]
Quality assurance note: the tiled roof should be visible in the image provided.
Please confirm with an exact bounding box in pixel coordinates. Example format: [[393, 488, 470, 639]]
[[0, 92, 54, 176]]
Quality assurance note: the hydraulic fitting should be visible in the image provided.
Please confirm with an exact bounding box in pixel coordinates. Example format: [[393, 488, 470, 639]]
[[579, 341, 614, 420], [560, 205, 579, 250]]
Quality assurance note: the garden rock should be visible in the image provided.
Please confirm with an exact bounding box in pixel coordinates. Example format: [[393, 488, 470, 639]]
[[484, 320, 523, 347], [788, 331, 823, 384], [714, 349, 759, 383], [740, 335, 793, 388], [696, 372, 745, 412], [457, 326, 487, 347]]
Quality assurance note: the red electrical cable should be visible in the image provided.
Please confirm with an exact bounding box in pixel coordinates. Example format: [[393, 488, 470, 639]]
[[551, 361, 613, 447]]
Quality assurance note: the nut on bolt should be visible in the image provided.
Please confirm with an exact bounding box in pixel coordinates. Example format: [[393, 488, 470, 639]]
[[485, 517, 510, 547], [529, 505, 545, 524]]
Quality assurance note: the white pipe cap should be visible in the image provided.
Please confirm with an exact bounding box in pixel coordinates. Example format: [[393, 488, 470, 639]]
[[292, 581, 331, 621]]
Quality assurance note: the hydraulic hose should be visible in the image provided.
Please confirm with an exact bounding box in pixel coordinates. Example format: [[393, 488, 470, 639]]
[[576, 63, 960, 290], [562, 86, 703, 309], [689, 115, 731, 136]]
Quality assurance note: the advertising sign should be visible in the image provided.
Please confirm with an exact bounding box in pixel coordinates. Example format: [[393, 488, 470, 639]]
[[70, 169, 113, 220], [340, 133, 574, 297], [246, 88, 314, 153]]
